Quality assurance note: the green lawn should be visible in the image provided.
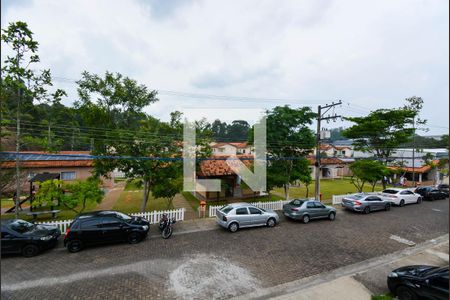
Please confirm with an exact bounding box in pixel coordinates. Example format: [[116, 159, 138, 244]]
[[124, 179, 143, 191], [372, 294, 394, 300], [113, 190, 174, 213], [1, 198, 15, 209], [182, 191, 201, 211], [273, 178, 383, 203]]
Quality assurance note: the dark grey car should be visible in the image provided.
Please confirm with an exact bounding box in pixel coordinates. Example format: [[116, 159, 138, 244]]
[[282, 199, 336, 224], [341, 194, 391, 214]]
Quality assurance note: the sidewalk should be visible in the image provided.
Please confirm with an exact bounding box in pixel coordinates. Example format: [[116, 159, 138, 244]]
[[172, 193, 198, 220], [231, 234, 449, 300], [149, 217, 217, 238]]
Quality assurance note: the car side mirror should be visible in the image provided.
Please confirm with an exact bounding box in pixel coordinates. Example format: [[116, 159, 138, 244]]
[[425, 279, 430, 286]]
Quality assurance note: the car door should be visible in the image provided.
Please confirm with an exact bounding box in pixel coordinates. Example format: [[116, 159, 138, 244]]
[[313, 202, 328, 218], [368, 196, 383, 210], [248, 207, 266, 225], [305, 201, 319, 218], [1, 230, 21, 254], [79, 218, 103, 245], [235, 207, 250, 227], [425, 271, 449, 300], [101, 216, 127, 243], [399, 190, 415, 204]]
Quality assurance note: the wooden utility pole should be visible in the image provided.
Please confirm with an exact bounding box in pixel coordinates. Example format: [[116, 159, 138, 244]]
[[315, 101, 342, 201], [15, 87, 22, 219]]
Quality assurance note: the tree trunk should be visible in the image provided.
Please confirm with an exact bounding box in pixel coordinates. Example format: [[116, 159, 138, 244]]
[[284, 184, 290, 200], [305, 185, 309, 198], [141, 179, 150, 212], [371, 182, 377, 192]]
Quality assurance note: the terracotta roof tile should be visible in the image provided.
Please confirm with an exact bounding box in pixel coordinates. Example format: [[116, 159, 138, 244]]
[[199, 155, 253, 176]]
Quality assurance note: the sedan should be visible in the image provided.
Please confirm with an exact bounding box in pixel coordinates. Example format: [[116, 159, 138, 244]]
[[387, 265, 448, 300], [216, 203, 279, 233], [380, 188, 422, 206], [342, 194, 391, 214], [437, 184, 449, 196], [415, 186, 448, 201], [1, 219, 61, 257], [283, 199, 336, 223]]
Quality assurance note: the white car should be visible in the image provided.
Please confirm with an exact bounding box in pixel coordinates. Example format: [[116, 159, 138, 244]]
[[380, 188, 422, 206]]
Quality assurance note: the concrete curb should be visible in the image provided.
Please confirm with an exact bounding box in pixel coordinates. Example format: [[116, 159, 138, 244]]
[[230, 234, 449, 300]]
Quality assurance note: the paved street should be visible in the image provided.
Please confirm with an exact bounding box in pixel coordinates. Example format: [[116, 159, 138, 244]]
[[1, 199, 448, 300]]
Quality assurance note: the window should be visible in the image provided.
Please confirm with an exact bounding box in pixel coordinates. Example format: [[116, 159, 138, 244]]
[[290, 199, 305, 207], [242, 149, 246, 153], [314, 202, 326, 208], [102, 217, 122, 228], [81, 219, 102, 229], [400, 190, 413, 195], [236, 207, 248, 215], [306, 202, 315, 209], [249, 207, 262, 214], [218, 148, 225, 153], [61, 171, 76, 180], [382, 189, 398, 194], [221, 206, 233, 214]]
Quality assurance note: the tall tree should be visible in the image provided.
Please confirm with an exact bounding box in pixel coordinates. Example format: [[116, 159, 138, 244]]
[[343, 98, 425, 188], [260, 106, 316, 199]]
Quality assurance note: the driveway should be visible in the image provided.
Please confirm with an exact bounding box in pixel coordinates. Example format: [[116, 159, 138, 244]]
[[1, 199, 448, 300]]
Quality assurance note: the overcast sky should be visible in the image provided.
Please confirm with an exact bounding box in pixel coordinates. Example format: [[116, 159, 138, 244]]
[[1, 0, 449, 134]]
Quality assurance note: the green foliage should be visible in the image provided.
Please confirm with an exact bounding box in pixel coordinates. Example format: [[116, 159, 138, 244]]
[[34, 179, 64, 207], [209, 119, 250, 141], [349, 160, 388, 192], [260, 105, 316, 197], [61, 178, 103, 214]]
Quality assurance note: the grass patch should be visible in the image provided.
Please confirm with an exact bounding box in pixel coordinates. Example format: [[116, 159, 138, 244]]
[[1, 198, 15, 209], [372, 294, 394, 300], [181, 192, 201, 211], [124, 179, 143, 191], [273, 178, 384, 201], [113, 190, 173, 213]]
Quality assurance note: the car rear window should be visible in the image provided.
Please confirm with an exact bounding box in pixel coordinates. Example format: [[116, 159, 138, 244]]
[[289, 199, 305, 206], [382, 189, 398, 194], [220, 205, 233, 214], [347, 194, 364, 200]]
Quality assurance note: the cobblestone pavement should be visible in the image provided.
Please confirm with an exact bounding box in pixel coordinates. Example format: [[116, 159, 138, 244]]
[[1, 199, 448, 300]]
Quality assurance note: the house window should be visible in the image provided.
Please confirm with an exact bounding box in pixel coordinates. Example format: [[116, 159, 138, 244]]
[[218, 148, 225, 153], [242, 149, 246, 153], [61, 172, 76, 180]]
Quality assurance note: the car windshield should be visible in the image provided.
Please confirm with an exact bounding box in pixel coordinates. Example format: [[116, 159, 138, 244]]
[[9, 220, 35, 233], [114, 212, 132, 221], [289, 199, 305, 206], [382, 189, 398, 194], [220, 205, 233, 214]]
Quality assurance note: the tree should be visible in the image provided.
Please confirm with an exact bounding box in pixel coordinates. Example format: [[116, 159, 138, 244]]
[[299, 172, 313, 198], [343, 98, 425, 188], [259, 106, 316, 199], [349, 160, 387, 192], [61, 178, 103, 214], [34, 179, 64, 208]]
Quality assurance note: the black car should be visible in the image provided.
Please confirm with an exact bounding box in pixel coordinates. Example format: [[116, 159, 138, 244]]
[[64, 210, 150, 253], [437, 184, 449, 195], [387, 265, 449, 300], [1, 219, 61, 257], [414, 186, 447, 201]]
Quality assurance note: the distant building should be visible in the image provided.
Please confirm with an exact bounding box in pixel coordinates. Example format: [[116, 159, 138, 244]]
[[210, 142, 253, 155]]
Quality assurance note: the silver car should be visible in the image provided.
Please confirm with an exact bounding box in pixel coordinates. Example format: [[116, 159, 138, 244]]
[[282, 199, 336, 224], [341, 194, 391, 214], [215, 203, 280, 233]]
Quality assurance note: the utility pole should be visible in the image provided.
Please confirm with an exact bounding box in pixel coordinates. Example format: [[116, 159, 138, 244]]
[[412, 116, 416, 187], [15, 86, 22, 219], [71, 129, 75, 151], [315, 101, 342, 201]]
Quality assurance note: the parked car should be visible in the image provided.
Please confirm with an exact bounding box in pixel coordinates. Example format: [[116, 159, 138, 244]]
[[380, 188, 422, 206], [436, 184, 449, 196], [341, 194, 391, 214], [216, 203, 279, 233], [283, 199, 336, 223], [64, 210, 150, 253], [1, 219, 61, 257], [387, 265, 448, 300], [414, 186, 447, 201]]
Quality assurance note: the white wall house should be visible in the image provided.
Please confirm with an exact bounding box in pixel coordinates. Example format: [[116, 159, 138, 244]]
[[210, 142, 253, 155]]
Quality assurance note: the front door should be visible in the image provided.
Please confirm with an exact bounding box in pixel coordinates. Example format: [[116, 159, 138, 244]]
[[248, 207, 266, 225]]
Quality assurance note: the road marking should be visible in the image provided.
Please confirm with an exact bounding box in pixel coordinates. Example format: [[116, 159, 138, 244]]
[[432, 208, 442, 212], [425, 249, 449, 262], [390, 235, 416, 246]]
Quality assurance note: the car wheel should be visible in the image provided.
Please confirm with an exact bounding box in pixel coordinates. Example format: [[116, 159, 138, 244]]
[[416, 197, 422, 204], [396, 286, 418, 300], [328, 212, 336, 221], [302, 215, 310, 224], [67, 240, 83, 253], [266, 218, 276, 227], [228, 222, 239, 233], [128, 231, 143, 243], [399, 199, 405, 207], [22, 244, 39, 257], [385, 203, 391, 211], [364, 206, 370, 214]]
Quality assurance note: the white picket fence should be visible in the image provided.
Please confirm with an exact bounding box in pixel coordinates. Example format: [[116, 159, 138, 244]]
[[208, 200, 291, 218], [35, 208, 186, 232]]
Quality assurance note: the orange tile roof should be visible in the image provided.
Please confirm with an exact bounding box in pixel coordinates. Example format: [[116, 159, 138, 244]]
[[387, 160, 440, 174], [212, 142, 248, 148], [199, 155, 253, 176], [307, 156, 346, 165]]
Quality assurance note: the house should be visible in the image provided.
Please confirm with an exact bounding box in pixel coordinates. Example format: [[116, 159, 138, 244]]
[[307, 156, 353, 179], [314, 144, 353, 158], [210, 142, 253, 155], [195, 155, 260, 201], [387, 159, 446, 186], [0, 151, 114, 194]]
